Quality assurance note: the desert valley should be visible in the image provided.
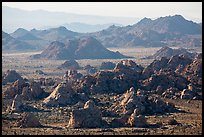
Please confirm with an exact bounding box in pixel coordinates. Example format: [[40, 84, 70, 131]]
[[2, 4, 202, 135]]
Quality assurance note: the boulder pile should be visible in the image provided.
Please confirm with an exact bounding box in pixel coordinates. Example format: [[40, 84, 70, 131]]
[[43, 82, 87, 107], [110, 87, 177, 116], [68, 100, 103, 128], [3, 80, 46, 100]]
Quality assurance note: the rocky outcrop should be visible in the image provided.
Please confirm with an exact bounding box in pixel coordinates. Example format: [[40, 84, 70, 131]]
[[68, 100, 103, 128], [9, 94, 23, 113], [21, 81, 45, 100], [110, 87, 177, 115], [114, 60, 143, 74], [3, 80, 46, 100], [127, 110, 148, 127], [83, 65, 97, 74], [58, 60, 80, 69], [2, 70, 24, 85], [3, 80, 27, 99], [63, 70, 83, 82], [180, 88, 200, 100], [142, 55, 192, 79], [100, 62, 116, 70], [144, 46, 196, 60], [74, 60, 144, 94], [43, 82, 81, 107], [16, 112, 42, 128], [181, 53, 202, 85], [142, 69, 189, 91]]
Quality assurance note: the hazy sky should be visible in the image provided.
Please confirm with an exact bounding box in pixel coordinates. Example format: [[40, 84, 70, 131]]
[[2, 2, 202, 22]]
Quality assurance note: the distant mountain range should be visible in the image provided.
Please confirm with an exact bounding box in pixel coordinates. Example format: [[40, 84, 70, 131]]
[[31, 37, 131, 60], [38, 22, 123, 33], [2, 6, 137, 33], [2, 31, 36, 51], [90, 15, 202, 48], [2, 15, 202, 52]]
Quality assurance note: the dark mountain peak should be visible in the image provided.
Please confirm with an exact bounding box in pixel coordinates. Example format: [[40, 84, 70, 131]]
[[157, 15, 186, 23], [136, 17, 152, 25], [106, 24, 120, 31], [10, 28, 40, 40], [78, 37, 103, 49], [172, 14, 185, 19], [48, 26, 69, 33], [57, 26, 68, 31], [109, 24, 117, 28], [30, 28, 37, 32], [140, 17, 152, 22], [2, 31, 9, 37], [13, 28, 29, 33]]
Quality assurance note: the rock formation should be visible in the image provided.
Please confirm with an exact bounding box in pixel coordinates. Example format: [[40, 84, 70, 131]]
[[181, 53, 202, 85], [43, 82, 79, 107], [21, 81, 45, 100], [144, 46, 196, 60], [31, 37, 131, 60], [100, 62, 116, 70], [9, 94, 23, 113], [2, 70, 24, 85], [68, 100, 103, 128], [16, 112, 42, 128], [142, 68, 189, 91], [3, 79, 27, 99], [83, 65, 97, 74], [3, 79, 46, 100], [63, 70, 83, 82], [127, 110, 148, 127], [110, 87, 177, 115], [58, 60, 80, 69]]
